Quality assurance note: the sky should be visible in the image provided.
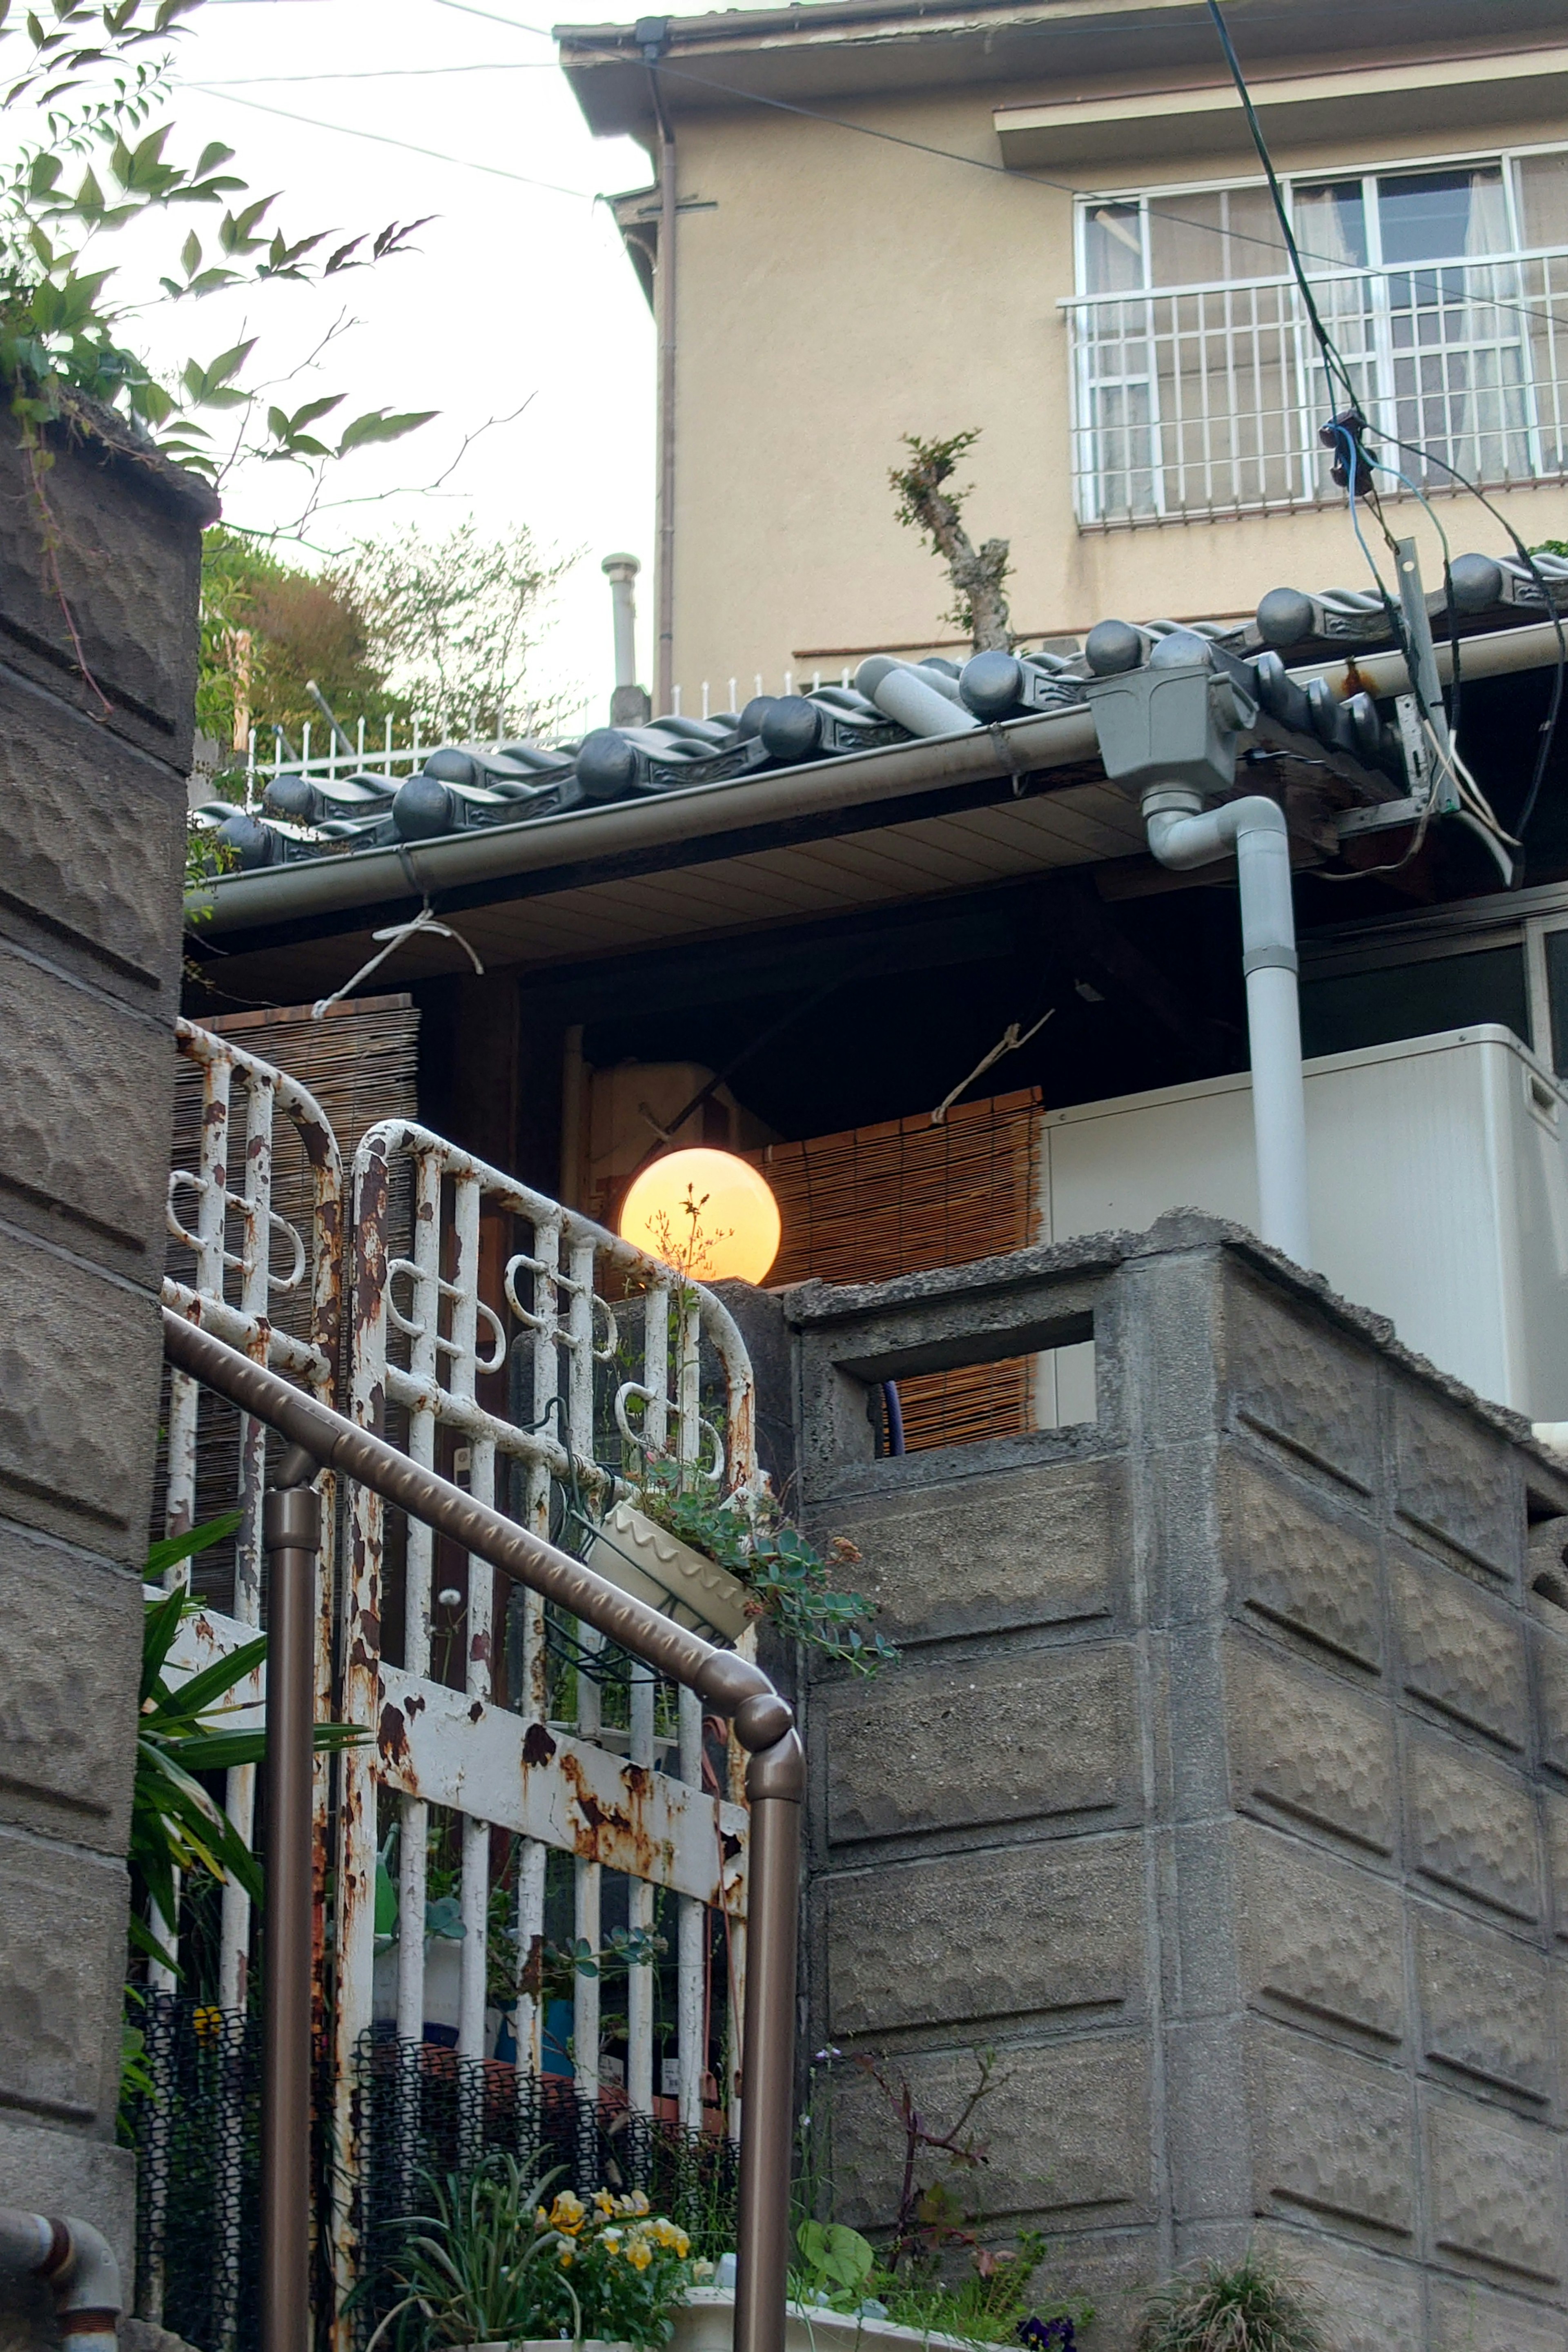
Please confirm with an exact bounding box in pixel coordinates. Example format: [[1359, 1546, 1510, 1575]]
[[58, 0, 675, 725]]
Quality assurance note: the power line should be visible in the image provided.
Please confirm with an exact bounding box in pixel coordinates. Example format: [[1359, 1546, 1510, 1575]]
[[194, 61, 561, 82], [491, 2, 1568, 341], [191, 85, 602, 197]]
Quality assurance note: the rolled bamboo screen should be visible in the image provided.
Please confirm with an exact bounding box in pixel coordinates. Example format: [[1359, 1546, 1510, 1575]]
[[751, 1089, 1041, 1451]]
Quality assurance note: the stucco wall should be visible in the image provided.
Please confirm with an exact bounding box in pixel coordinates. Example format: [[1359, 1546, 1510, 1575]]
[[786, 1218, 1568, 2350], [658, 91, 1568, 702]]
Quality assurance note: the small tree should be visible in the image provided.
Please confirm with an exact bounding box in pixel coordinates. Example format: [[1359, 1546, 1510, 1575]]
[[889, 428, 1013, 653], [345, 519, 579, 742]]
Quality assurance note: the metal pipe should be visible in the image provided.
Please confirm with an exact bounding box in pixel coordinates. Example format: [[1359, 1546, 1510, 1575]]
[[649, 46, 677, 715], [192, 617, 1565, 935], [602, 555, 641, 692], [0, 2212, 121, 2352], [1143, 788, 1310, 1265], [261, 1466, 321, 2352], [734, 1734, 803, 2352], [160, 1306, 803, 2352]]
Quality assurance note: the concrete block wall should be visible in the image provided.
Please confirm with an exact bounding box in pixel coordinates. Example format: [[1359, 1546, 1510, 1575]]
[[786, 1214, 1568, 2351], [0, 405, 214, 2286]]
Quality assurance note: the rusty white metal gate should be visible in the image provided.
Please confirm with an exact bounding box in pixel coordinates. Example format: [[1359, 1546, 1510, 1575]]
[[151, 1028, 760, 2342]]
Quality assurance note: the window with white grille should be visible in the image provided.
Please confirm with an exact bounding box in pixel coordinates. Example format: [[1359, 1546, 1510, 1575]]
[[1068, 145, 1568, 525]]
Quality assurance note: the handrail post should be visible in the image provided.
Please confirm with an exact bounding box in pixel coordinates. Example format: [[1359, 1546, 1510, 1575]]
[[261, 1462, 321, 2352], [733, 1732, 805, 2352]]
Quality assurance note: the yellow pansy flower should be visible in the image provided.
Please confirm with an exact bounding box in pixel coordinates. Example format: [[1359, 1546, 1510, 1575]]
[[627, 2241, 653, 2272], [594, 2189, 616, 2216], [548, 2192, 588, 2235]]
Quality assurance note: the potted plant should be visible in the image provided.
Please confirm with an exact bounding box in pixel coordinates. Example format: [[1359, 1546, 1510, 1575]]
[[371, 2157, 704, 2352], [588, 1452, 896, 1677]]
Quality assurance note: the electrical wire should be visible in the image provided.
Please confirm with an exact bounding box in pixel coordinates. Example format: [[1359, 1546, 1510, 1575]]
[[470, 0, 1568, 344], [1375, 430, 1568, 845], [191, 84, 602, 197]]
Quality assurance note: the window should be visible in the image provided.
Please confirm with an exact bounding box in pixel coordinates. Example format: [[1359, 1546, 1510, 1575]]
[[1301, 944, 1531, 1061], [1069, 145, 1568, 524]]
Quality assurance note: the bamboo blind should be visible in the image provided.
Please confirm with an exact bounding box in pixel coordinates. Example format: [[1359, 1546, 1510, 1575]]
[[751, 1088, 1042, 1452]]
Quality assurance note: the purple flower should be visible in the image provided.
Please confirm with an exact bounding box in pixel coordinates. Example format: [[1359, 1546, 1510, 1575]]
[[1017, 2320, 1075, 2352]]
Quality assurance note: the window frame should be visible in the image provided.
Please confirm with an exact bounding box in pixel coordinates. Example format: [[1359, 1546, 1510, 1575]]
[[1068, 139, 1568, 524]]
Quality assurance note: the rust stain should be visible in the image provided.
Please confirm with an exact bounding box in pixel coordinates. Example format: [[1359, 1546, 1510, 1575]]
[[468, 1699, 484, 1723], [521, 1722, 556, 1766], [405, 1690, 426, 1717], [377, 1704, 409, 1765]]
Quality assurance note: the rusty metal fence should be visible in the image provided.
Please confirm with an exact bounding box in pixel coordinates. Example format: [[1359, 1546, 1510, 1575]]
[[149, 1031, 762, 2349]]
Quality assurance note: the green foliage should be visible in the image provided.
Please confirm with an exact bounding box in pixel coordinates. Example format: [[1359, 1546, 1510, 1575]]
[[1134, 2254, 1325, 2352], [375, 2155, 575, 2351], [632, 1450, 898, 1677], [1531, 540, 1568, 559], [0, 1, 433, 488], [377, 2165, 701, 2352], [889, 428, 983, 541], [796, 2219, 876, 2305], [195, 518, 577, 768], [793, 2048, 1091, 2348], [134, 1511, 363, 1971]]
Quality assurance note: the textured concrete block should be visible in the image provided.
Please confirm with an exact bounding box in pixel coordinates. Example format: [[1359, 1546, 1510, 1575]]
[[819, 1644, 1137, 1846], [1221, 1274, 1378, 1495], [1394, 1385, 1519, 1584], [0, 407, 211, 765], [0, 672, 185, 1002], [1414, 1906, 1555, 2109], [1548, 1793, 1568, 1940], [829, 2036, 1152, 2231], [1425, 2088, 1564, 2285], [1428, 2275, 1568, 2352], [1031, 2230, 1161, 2352], [1247, 2023, 1415, 2244], [1394, 1553, 1528, 1751], [823, 1834, 1143, 2038], [1536, 1622, 1568, 1784], [0, 1523, 139, 1851], [1406, 1732, 1541, 1923], [1222, 1456, 1382, 1673], [1250, 2225, 1424, 2352], [1237, 1819, 1403, 2047], [1227, 1640, 1395, 1858], [819, 1460, 1119, 1648], [0, 1226, 161, 1562], [0, 2118, 135, 2292], [0, 944, 174, 1267], [0, 1827, 125, 2129]]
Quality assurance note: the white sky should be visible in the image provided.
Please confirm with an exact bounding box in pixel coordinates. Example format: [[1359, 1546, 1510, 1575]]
[[66, 0, 683, 724]]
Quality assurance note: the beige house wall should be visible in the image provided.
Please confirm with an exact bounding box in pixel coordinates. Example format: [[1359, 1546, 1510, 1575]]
[[658, 87, 1568, 706]]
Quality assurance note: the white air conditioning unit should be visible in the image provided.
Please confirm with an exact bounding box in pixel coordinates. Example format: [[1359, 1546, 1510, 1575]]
[[1038, 1024, 1568, 1423]]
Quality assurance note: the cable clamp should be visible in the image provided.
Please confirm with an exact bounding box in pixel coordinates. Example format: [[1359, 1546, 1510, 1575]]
[[1242, 946, 1298, 978]]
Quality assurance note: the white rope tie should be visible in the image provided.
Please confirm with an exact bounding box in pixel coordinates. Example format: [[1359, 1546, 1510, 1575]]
[[930, 1007, 1054, 1125], [311, 899, 485, 1020]]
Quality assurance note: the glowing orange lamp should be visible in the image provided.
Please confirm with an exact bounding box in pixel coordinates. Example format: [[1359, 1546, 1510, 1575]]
[[618, 1147, 782, 1284]]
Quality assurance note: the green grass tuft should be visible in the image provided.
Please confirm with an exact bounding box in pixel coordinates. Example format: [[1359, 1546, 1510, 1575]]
[[1134, 2252, 1325, 2352]]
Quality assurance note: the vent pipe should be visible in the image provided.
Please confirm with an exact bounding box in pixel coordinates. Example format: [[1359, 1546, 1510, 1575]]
[[602, 553, 650, 725]]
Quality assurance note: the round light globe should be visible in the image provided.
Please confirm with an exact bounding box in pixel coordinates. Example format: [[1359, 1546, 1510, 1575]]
[[618, 1147, 782, 1285]]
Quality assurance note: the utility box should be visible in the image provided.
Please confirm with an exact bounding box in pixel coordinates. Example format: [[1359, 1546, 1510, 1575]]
[[1037, 1024, 1568, 1423]]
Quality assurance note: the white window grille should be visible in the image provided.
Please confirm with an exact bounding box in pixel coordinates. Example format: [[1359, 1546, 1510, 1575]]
[[1067, 144, 1568, 525]]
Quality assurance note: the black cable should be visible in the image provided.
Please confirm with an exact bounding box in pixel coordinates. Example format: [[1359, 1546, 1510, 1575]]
[[1202, 0, 1359, 417], [457, 0, 1568, 342]]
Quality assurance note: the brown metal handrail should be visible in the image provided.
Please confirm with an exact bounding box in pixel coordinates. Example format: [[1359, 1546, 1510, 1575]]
[[160, 1305, 803, 2352]]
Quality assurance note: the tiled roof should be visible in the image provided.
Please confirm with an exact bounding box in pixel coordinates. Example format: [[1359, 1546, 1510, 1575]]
[[198, 548, 1568, 875]]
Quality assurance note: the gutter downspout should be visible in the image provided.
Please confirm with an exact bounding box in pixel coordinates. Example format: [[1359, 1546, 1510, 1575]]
[[644, 20, 677, 716], [0, 2212, 121, 2352], [1143, 787, 1310, 1266]]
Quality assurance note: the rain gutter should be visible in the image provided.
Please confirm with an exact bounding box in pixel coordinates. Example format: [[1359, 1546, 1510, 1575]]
[[191, 619, 1564, 938]]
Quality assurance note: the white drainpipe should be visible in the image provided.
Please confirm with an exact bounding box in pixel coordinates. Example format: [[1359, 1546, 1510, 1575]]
[[1141, 784, 1311, 1268]]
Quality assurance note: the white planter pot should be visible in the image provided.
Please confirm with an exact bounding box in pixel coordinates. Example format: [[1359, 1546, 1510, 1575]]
[[586, 1502, 753, 1642], [673, 2290, 975, 2352]]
